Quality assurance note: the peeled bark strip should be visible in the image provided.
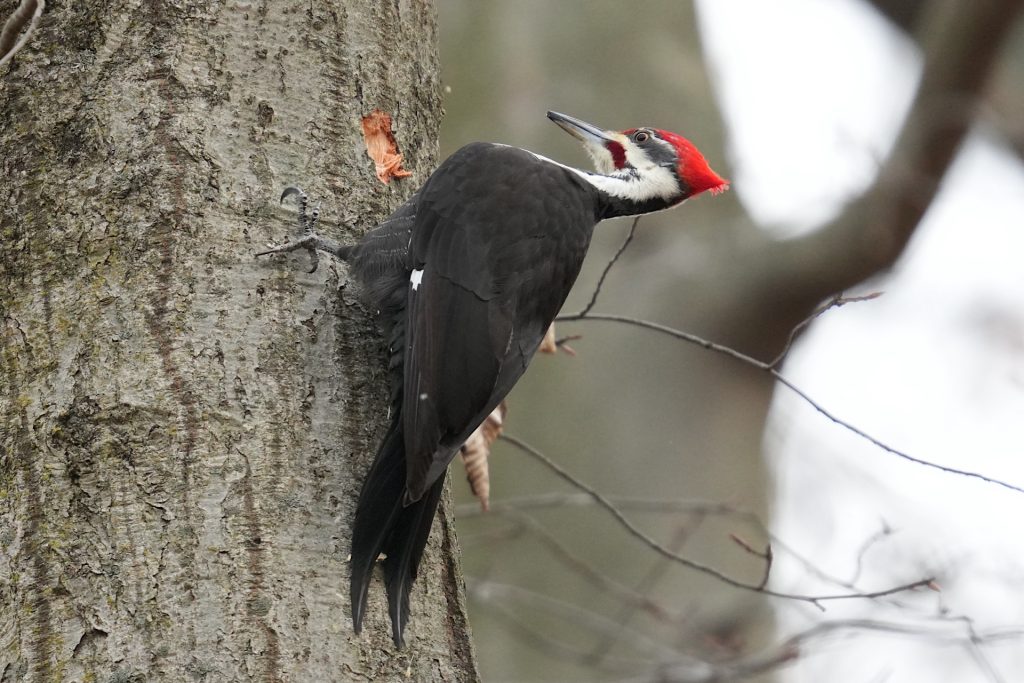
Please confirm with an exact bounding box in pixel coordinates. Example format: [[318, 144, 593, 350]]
[[459, 402, 507, 511], [0, 1, 478, 681]]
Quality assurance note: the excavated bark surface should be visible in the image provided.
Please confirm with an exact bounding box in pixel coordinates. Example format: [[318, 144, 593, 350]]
[[0, 1, 478, 680]]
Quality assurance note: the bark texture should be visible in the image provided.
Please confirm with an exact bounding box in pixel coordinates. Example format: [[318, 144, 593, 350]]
[[0, 1, 478, 681]]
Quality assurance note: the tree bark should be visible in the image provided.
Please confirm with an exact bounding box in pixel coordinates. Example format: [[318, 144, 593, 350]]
[[0, 1, 478, 681]]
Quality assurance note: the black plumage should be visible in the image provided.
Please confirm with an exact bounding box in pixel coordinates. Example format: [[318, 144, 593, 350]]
[[348, 143, 603, 645], [289, 112, 728, 647]]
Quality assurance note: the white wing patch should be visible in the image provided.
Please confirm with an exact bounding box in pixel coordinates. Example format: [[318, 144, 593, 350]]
[[410, 268, 424, 291]]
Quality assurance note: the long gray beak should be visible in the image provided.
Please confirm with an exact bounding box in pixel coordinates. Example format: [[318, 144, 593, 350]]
[[547, 111, 616, 144]]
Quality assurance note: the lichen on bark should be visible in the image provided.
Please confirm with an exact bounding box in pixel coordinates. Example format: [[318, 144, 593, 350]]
[[0, 1, 477, 680]]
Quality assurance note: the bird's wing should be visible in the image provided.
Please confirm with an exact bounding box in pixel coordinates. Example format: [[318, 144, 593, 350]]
[[401, 220, 551, 502], [399, 143, 592, 501]]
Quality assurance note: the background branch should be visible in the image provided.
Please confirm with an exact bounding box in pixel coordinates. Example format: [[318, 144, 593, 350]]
[[499, 434, 935, 606], [768, 0, 1024, 308], [560, 313, 1024, 494], [442, 1, 1024, 679]]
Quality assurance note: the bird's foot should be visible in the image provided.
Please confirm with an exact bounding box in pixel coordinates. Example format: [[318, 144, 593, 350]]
[[256, 186, 350, 273]]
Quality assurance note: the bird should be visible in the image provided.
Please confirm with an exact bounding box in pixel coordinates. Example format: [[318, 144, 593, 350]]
[[259, 111, 728, 647]]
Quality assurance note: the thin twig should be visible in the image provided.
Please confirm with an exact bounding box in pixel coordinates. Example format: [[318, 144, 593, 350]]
[[729, 533, 773, 590], [483, 510, 681, 624], [468, 578, 693, 666], [849, 521, 894, 585], [773, 372, 1024, 494], [590, 512, 706, 663], [555, 313, 1024, 495], [768, 291, 884, 368], [460, 491, 923, 603], [500, 433, 935, 607], [569, 216, 641, 318]]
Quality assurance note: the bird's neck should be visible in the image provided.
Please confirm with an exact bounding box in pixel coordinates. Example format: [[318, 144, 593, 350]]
[[582, 169, 684, 219], [523, 147, 683, 219]]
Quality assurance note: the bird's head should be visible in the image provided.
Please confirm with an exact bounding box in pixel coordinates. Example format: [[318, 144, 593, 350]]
[[547, 111, 728, 205]]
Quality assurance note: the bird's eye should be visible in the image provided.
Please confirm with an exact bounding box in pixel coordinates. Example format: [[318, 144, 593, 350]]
[[633, 131, 650, 143]]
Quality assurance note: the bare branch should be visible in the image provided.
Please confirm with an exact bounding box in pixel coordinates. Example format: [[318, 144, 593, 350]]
[[558, 313, 1024, 495], [478, 510, 682, 625], [782, 0, 1024, 294], [468, 579, 692, 669], [500, 433, 935, 606], [460, 492, 926, 603], [729, 533, 773, 590], [569, 216, 641, 318], [768, 291, 884, 368], [774, 371, 1024, 494]]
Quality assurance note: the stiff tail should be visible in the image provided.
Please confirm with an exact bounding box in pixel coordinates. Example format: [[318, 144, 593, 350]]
[[349, 417, 445, 647]]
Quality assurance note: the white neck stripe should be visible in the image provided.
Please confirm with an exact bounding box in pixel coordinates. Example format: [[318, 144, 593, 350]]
[[510, 146, 680, 204]]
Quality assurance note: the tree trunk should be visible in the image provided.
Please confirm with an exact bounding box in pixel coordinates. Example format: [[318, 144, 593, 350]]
[[0, 1, 478, 681]]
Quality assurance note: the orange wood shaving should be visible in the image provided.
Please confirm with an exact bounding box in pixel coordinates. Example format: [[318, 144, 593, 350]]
[[538, 324, 558, 354], [460, 401, 507, 512], [538, 323, 577, 356], [360, 110, 413, 184]]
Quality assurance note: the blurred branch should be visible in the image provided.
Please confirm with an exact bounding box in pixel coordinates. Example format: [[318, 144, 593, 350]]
[[476, 509, 684, 625], [615, 618, 1024, 683], [866, 0, 1024, 166], [568, 216, 640, 318], [457, 492, 763, 521], [468, 579, 693, 671], [461, 491, 919, 602], [462, 483, 1021, 680], [781, 0, 1023, 294], [500, 433, 935, 607], [850, 521, 895, 585], [472, 572, 1024, 683], [591, 511, 707, 663]]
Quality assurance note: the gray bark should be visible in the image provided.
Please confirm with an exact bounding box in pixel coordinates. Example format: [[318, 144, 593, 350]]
[[0, 1, 478, 681]]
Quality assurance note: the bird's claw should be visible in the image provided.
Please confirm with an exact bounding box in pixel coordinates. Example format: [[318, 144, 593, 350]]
[[258, 185, 324, 272], [280, 185, 321, 235], [280, 186, 305, 204]]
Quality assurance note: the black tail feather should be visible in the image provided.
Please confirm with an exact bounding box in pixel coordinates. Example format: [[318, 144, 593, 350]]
[[350, 417, 405, 635], [349, 416, 446, 647], [383, 477, 445, 646]]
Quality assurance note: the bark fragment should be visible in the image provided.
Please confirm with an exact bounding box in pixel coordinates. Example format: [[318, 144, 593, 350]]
[[361, 109, 414, 184]]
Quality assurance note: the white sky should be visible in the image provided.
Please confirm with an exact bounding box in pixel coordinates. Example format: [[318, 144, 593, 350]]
[[697, 1, 1024, 680]]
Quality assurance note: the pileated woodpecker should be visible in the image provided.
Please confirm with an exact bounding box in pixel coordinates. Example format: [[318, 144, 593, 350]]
[[259, 111, 727, 647]]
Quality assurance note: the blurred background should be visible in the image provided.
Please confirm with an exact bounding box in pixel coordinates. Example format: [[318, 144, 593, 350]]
[[436, 1, 1024, 681]]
